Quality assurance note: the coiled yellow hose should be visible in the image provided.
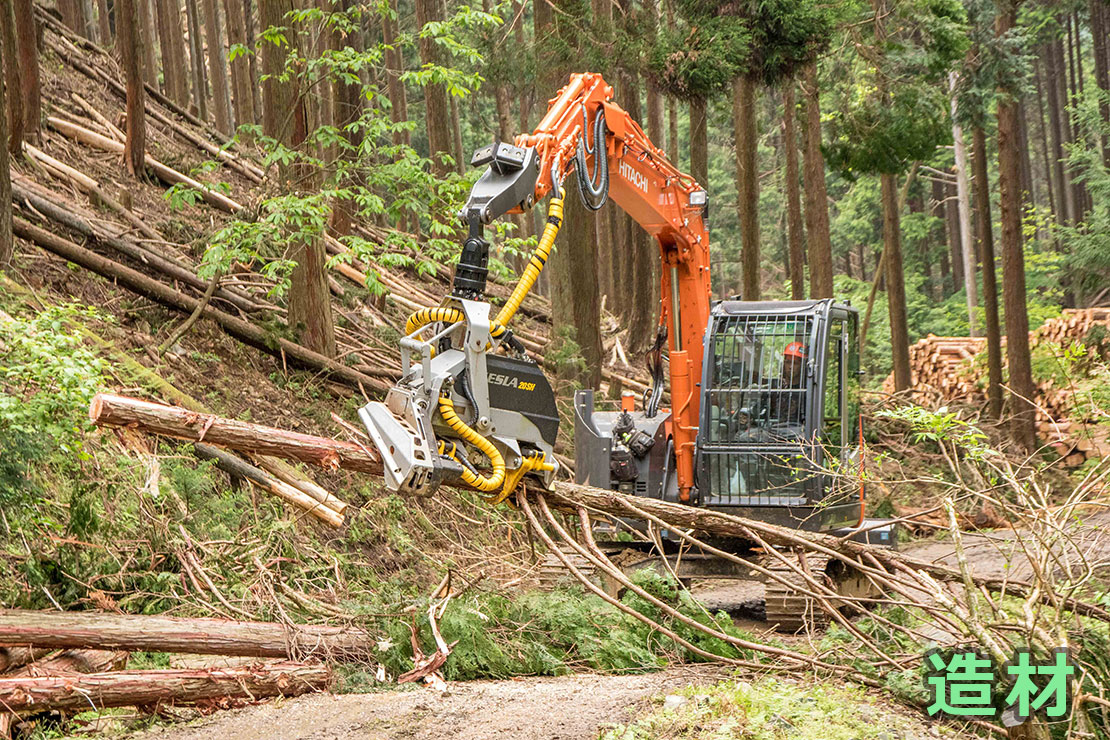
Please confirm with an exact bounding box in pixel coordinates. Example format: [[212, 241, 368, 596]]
[[438, 395, 505, 493], [403, 191, 566, 340]]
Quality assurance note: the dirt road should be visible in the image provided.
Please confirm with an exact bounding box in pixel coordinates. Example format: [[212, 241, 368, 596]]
[[131, 666, 729, 740]]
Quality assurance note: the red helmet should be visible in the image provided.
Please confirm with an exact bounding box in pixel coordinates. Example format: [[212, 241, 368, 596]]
[[783, 341, 807, 359]]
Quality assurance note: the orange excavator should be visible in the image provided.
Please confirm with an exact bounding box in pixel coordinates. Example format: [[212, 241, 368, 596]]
[[360, 73, 878, 560]]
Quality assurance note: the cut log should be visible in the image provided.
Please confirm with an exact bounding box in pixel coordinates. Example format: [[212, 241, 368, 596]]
[[7, 649, 128, 677], [47, 117, 244, 213], [0, 648, 51, 674], [12, 218, 390, 392], [90, 393, 382, 474], [11, 179, 263, 314], [0, 610, 376, 661], [22, 144, 163, 243], [95, 397, 1110, 624], [0, 661, 329, 712], [193, 442, 346, 526]]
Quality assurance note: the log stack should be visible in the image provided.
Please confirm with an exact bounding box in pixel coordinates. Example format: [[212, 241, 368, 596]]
[[889, 309, 1110, 465], [0, 611, 347, 732]]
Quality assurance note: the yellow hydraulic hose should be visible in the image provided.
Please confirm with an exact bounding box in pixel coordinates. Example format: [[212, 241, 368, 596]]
[[438, 394, 505, 493], [403, 191, 567, 340], [495, 189, 565, 328], [484, 452, 555, 505]]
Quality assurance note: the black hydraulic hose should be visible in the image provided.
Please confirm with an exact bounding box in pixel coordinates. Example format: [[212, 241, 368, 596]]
[[574, 107, 609, 211]]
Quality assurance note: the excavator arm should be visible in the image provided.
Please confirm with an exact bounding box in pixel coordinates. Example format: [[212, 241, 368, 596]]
[[463, 72, 712, 499], [362, 72, 711, 501]]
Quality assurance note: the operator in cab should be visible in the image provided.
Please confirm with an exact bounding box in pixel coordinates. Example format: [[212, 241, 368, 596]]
[[771, 340, 807, 434]]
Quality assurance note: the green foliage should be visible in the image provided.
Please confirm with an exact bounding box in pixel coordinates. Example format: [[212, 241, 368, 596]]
[[1058, 88, 1110, 300], [0, 304, 106, 479], [379, 570, 759, 682], [599, 675, 919, 740], [648, 18, 750, 100], [875, 405, 992, 460], [824, 0, 968, 177]]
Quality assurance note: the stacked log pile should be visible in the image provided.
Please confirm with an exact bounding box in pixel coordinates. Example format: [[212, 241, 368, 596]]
[[0, 610, 351, 732], [892, 309, 1110, 465]]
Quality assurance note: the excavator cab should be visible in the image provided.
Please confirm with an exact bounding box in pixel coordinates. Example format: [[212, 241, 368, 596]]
[[575, 299, 863, 533]]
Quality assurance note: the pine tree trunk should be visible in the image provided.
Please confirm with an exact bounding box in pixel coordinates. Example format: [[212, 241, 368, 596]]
[[0, 23, 11, 267], [972, 124, 1003, 420], [118, 0, 147, 178], [59, 0, 83, 35], [13, 0, 40, 142], [997, 2, 1037, 452], [541, 0, 603, 386], [0, 0, 23, 154], [667, 97, 678, 164], [327, 0, 362, 237], [733, 73, 761, 300], [185, 0, 208, 121], [415, 0, 453, 176], [259, 0, 291, 140], [689, 96, 708, 188], [782, 83, 805, 300], [82, 0, 99, 40], [223, 0, 255, 127], [800, 61, 833, 298], [244, 0, 261, 121], [381, 0, 409, 147], [156, 0, 190, 108], [203, 0, 233, 134], [949, 72, 977, 336], [1045, 39, 1075, 226], [1016, 99, 1034, 209], [929, 178, 947, 301], [96, 0, 113, 45], [260, 0, 335, 357], [882, 172, 911, 391], [1091, 0, 1110, 166]]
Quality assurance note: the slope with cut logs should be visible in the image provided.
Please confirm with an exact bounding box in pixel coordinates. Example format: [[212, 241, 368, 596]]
[[3, 7, 660, 537]]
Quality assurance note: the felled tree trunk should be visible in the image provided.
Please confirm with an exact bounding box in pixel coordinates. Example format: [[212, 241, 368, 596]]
[[6, 649, 128, 677], [0, 662, 329, 712], [13, 219, 389, 391], [0, 610, 376, 661], [90, 393, 382, 474]]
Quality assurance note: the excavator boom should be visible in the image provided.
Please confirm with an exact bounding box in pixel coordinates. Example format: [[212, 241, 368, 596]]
[[512, 72, 712, 499]]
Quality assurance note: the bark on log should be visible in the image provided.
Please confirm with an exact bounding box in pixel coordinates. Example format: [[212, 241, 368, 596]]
[[0, 661, 329, 712], [21, 144, 164, 242], [6, 649, 128, 677], [0, 648, 51, 674], [0, 610, 375, 661], [93, 396, 1110, 624], [12, 219, 390, 392], [47, 117, 244, 213], [90, 393, 382, 474], [193, 442, 347, 526]]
